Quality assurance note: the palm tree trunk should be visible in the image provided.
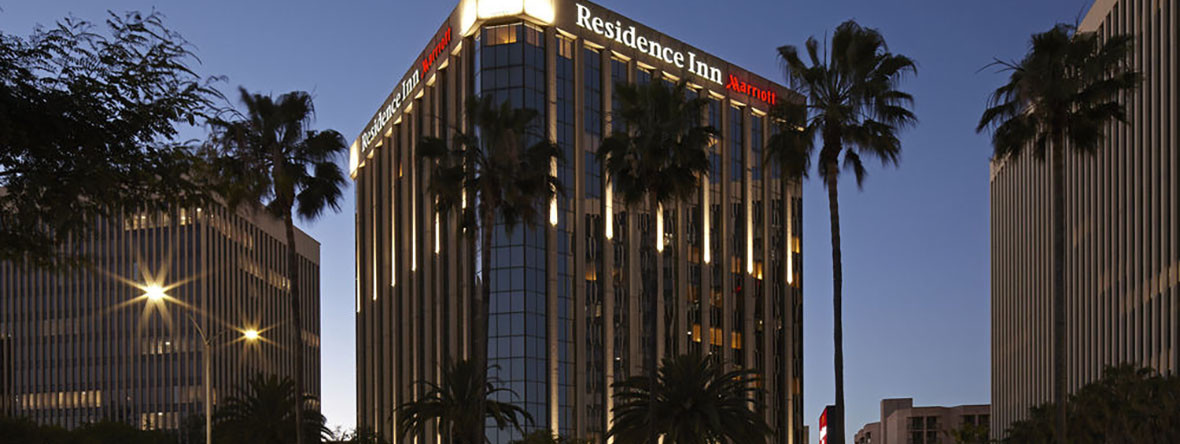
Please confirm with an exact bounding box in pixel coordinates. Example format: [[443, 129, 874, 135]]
[[1051, 138, 1066, 442], [473, 214, 493, 444], [283, 213, 307, 444], [826, 169, 845, 444]]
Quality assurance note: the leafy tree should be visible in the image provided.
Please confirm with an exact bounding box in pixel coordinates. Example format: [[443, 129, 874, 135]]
[[213, 373, 330, 444], [773, 20, 917, 443], [208, 88, 347, 444], [71, 421, 176, 444], [0, 416, 175, 444], [607, 352, 771, 444], [327, 426, 389, 444], [598, 79, 714, 444], [418, 95, 560, 444], [978, 24, 1139, 440], [0, 416, 72, 443], [1003, 365, 1180, 443], [0, 11, 221, 268], [396, 359, 533, 444], [946, 422, 989, 444]]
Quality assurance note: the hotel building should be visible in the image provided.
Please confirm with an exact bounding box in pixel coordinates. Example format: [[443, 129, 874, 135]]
[[990, 0, 1178, 437], [0, 205, 321, 432], [350, 0, 804, 442]]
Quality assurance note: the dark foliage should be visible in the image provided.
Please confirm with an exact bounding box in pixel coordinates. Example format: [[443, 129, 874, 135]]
[[0, 11, 221, 268], [207, 88, 347, 444], [1003, 365, 1180, 443], [598, 79, 713, 207], [0, 416, 175, 444], [607, 352, 771, 444], [213, 373, 330, 444], [396, 359, 533, 444]]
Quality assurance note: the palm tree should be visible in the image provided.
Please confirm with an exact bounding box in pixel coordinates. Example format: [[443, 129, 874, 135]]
[[419, 95, 560, 444], [773, 20, 917, 443], [396, 359, 533, 444], [607, 352, 770, 444], [208, 88, 348, 444], [977, 24, 1138, 441], [213, 374, 330, 444], [598, 79, 714, 444]]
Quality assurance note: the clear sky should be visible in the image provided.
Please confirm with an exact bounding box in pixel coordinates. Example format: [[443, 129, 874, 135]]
[[2, 0, 1095, 440]]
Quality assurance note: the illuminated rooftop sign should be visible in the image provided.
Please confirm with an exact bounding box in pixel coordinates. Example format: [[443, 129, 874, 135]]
[[575, 3, 722, 85], [359, 27, 454, 152], [725, 74, 777, 106]]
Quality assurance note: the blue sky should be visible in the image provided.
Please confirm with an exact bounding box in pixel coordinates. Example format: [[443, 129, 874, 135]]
[[2, 0, 1095, 440]]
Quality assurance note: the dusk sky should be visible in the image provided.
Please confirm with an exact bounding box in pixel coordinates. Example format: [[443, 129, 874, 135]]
[[2, 0, 1095, 440]]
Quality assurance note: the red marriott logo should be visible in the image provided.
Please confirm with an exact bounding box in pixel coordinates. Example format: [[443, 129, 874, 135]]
[[725, 74, 777, 106], [422, 27, 452, 76]]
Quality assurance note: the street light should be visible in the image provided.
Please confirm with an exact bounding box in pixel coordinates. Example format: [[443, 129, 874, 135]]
[[144, 284, 166, 302], [139, 282, 260, 444], [187, 314, 262, 444]]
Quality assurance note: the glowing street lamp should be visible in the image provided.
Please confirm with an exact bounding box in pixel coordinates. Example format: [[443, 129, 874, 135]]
[[145, 284, 166, 302], [243, 329, 260, 341]]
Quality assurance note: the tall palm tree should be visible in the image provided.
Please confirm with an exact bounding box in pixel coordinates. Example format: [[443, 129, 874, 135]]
[[598, 79, 714, 444], [213, 374, 330, 444], [208, 88, 348, 444], [396, 359, 533, 444], [773, 21, 917, 443], [978, 24, 1138, 441], [608, 352, 770, 444], [419, 95, 560, 444]]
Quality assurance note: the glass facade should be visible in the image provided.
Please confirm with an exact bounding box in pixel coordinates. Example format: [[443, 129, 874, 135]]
[[478, 23, 551, 442], [352, 2, 804, 443]]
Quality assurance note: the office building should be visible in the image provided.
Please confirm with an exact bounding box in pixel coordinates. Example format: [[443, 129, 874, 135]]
[[0, 205, 321, 432], [350, 0, 804, 442], [853, 398, 989, 444], [989, 0, 1178, 437]]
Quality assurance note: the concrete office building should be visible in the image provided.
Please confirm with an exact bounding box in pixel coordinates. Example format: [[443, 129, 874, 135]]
[[0, 205, 321, 432], [350, 0, 804, 442], [990, 0, 1178, 437], [853, 398, 989, 444]]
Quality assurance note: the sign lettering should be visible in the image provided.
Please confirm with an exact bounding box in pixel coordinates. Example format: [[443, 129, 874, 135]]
[[726, 74, 777, 105], [575, 3, 722, 85], [362, 27, 453, 150]]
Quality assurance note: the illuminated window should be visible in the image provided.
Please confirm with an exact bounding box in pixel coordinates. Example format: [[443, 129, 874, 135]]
[[484, 24, 518, 46]]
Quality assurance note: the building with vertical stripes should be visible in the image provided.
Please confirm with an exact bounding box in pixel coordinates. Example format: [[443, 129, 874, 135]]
[[990, 0, 1178, 437], [0, 205, 321, 433], [350, 1, 804, 442]]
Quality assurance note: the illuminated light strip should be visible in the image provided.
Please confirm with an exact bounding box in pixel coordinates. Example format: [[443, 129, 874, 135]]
[[786, 187, 793, 284], [655, 203, 664, 253], [702, 176, 711, 264], [605, 178, 614, 240], [746, 178, 753, 274], [549, 158, 558, 226], [412, 180, 418, 272], [349, 141, 360, 178], [372, 191, 378, 301], [396, 178, 401, 289]]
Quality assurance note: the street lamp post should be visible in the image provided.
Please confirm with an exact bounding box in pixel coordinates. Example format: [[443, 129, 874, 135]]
[[186, 314, 222, 444], [139, 283, 259, 444], [186, 314, 259, 444]]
